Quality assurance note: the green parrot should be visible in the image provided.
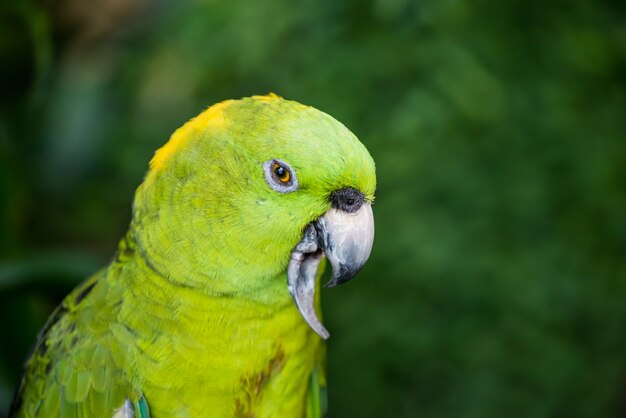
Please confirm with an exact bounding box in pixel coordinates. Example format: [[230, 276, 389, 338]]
[[9, 94, 376, 418]]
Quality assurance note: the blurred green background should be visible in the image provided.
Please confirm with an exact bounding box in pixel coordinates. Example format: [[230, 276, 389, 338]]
[[1, 0, 625, 417]]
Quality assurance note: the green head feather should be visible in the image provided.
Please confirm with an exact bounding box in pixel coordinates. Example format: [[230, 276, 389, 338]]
[[130, 94, 376, 296]]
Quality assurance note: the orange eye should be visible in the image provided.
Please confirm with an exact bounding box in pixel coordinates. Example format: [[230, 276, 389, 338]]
[[272, 163, 291, 183], [263, 158, 298, 193]]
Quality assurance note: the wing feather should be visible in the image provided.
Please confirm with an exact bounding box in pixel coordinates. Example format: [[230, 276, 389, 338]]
[[10, 271, 142, 418]]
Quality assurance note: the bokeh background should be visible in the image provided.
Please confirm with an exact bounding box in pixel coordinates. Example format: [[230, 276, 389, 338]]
[[1, 0, 625, 417]]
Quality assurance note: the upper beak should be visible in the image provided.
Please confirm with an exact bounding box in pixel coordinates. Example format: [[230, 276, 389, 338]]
[[287, 201, 374, 339]]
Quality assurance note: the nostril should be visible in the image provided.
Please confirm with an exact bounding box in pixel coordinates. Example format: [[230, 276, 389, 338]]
[[330, 187, 364, 213]]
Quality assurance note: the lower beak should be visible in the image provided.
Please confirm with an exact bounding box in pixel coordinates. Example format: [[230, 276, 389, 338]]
[[287, 203, 374, 339]]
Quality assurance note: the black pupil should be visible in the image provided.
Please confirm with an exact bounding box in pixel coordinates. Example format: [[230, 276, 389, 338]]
[[275, 166, 286, 178]]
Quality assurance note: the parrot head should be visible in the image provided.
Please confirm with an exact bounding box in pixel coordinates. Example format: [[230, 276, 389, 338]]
[[132, 94, 376, 339]]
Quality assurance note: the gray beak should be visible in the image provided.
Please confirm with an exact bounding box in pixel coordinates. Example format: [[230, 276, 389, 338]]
[[287, 202, 374, 339]]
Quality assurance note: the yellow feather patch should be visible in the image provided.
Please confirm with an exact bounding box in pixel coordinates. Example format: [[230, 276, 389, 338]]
[[251, 92, 283, 102], [149, 100, 231, 172]]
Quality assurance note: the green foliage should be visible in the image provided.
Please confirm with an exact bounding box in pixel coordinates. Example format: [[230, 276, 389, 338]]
[[1, 0, 624, 417]]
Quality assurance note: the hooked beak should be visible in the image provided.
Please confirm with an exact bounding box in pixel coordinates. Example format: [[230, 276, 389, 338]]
[[287, 201, 374, 339]]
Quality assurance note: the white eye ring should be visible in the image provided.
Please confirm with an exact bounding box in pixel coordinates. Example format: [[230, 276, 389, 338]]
[[263, 159, 299, 193]]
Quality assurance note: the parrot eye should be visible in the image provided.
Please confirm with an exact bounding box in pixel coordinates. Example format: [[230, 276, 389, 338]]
[[272, 163, 290, 182], [263, 159, 299, 193]]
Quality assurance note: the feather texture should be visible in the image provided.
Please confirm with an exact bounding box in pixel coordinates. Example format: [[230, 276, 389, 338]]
[[11, 95, 376, 418]]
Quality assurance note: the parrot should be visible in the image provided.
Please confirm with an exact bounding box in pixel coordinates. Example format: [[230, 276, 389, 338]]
[[9, 94, 376, 418]]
